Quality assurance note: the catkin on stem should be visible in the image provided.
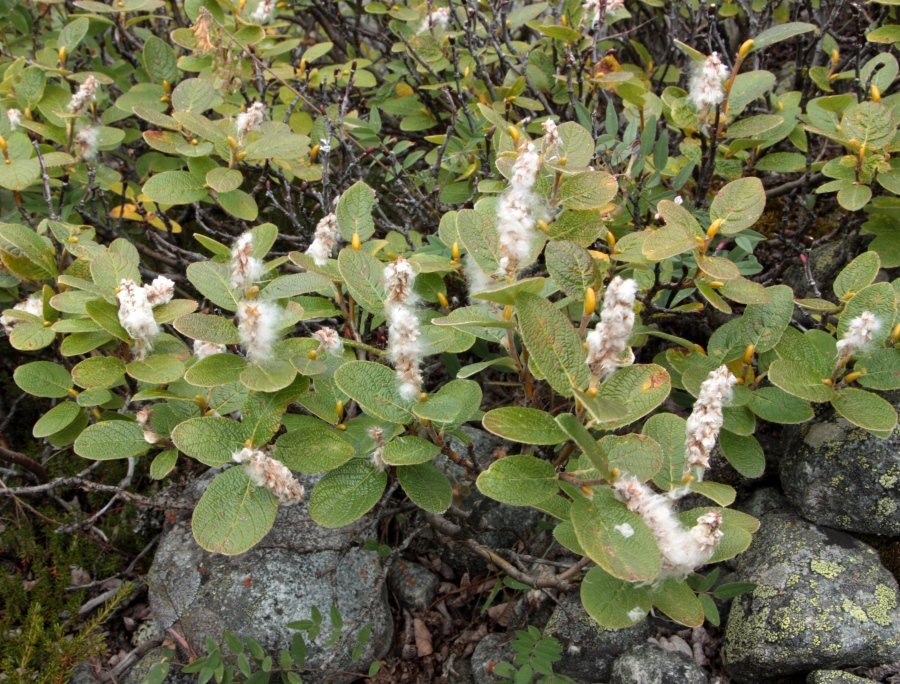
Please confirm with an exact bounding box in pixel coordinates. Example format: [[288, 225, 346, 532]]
[[496, 142, 542, 279], [305, 213, 340, 266], [585, 277, 639, 386], [836, 310, 880, 365], [237, 300, 281, 362], [233, 448, 304, 505], [117, 279, 159, 361], [230, 232, 264, 294], [384, 257, 423, 400], [688, 53, 729, 111], [683, 365, 736, 482]]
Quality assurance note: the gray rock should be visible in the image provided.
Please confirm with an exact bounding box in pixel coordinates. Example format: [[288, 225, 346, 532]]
[[122, 648, 194, 684], [736, 486, 792, 520], [722, 511, 900, 683], [610, 644, 708, 684], [782, 241, 844, 299], [807, 671, 873, 683], [471, 633, 516, 684], [781, 410, 900, 534], [141, 469, 392, 684], [543, 592, 650, 682], [68, 660, 96, 684], [389, 559, 438, 610]]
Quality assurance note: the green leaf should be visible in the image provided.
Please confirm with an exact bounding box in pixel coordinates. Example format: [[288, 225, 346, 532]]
[[768, 359, 834, 402], [127, 355, 185, 384], [334, 361, 416, 424], [335, 181, 376, 241], [842, 102, 897, 150], [740, 285, 794, 352], [718, 431, 765, 478], [15, 361, 74, 398], [206, 168, 243, 193], [571, 490, 661, 582], [691, 481, 737, 506], [175, 313, 241, 343], [240, 359, 297, 393], [482, 407, 568, 445], [835, 252, 881, 302], [830, 388, 898, 433], [599, 433, 663, 483], [381, 436, 441, 465], [192, 466, 279, 555], [594, 364, 671, 429], [555, 412, 612, 478], [59, 17, 90, 51], [397, 462, 453, 513], [581, 565, 651, 629], [456, 209, 499, 275], [260, 273, 333, 300], [338, 248, 386, 315], [709, 177, 766, 235], [309, 460, 387, 528], [857, 349, 900, 390], [748, 386, 814, 424], [476, 455, 558, 506], [545, 241, 600, 300], [837, 184, 872, 212], [172, 417, 247, 466], [74, 421, 150, 460], [150, 448, 179, 479], [171, 77, 217, 113], [186, 262, 240, 312], [750, 22, 817, 51], [516, 292, 589, 397], [143, 35, 179, 84], [185, 354, 246, 387], [72, 356, 126, 389], [838, 282, 897, 347], [9, 323, 55, 351], [153, 299, 199, 324], [557, 171, 618, 210], [867, 25, 900, 43], [0, 224, 57, 280], [217, 189, 258, 221], [651, 577, 704, 627], [33, 402, 81, 438], [724, 114, 783, 139], [642, 223, 700, 262], [553, 520, 585, 555], [644, 413, 688, 492], [471, 277, 547, 307], [273, 427, 356, 473], [143, 171, 207, 205]]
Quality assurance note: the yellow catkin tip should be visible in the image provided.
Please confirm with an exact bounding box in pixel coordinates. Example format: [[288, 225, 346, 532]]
[[163, 80, 171, 94], [695, 236, 706, 244], [871, 85, 882, 102], [831, 49, 839, 65], [228, 136, 239, 150], [58, 46, 67, 64], [68, 388, 80, 397], [710, 281, 725, 288], [418, 392, 428, 402], [537, 220, 548, 233], [351, 233, 361, 250], [68, 236, 78, 244], [310, 143, 319, 163], [452, 241, 461, 260], [503, 305, 513, 321], [437, 292, 449, 308], [244, 438, 253, 448], [586, 388, 598, 397], [336, 423, 347, 430], [707, 218, 724, 239], [584, 287, 597, 316], [0, 135, 7, 152], [245, 285, 259, 299], [606, 231, 616, 247], [235, 151, 247, 161], [307, 350, 318, 360], [736, 377, 745, 385], [336, 400, 344, 421], [844, 371, 861, 384], [682, 474, 695, 484], [823, 378, 833, 386], [892, 323, 900, 341], [738, 39, 754, 57], [507, 125, 519, 144], [43, 320, 51, 327], [743, 344, 755, 364], [580, 485, 593, 495]]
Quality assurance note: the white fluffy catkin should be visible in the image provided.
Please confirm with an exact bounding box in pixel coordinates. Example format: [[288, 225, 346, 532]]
[[75, 127, 99, 161], [143, 276, 175, 306], [250, 0, 274, 23], [233, 448, 304, 505], [117, 279, 160, 360], [7, 108, 21, 130], [614, 476, 724, 578], [1, 293, 43, 333], [688, 53, 729, 111], [418, 5, 451, 32], [582, 0, 625, 27], [305, 213, 340, 266], [237, 102, 265, 138], [193, 340, 227, 359], [230, 232, 264, 294], [683, 365, 736, 481], [313, 327, 344, 355], [585, 277, 639, 386], [68, 76, 98, 114], [384, 257, 423, 400], [496, 142, 542, 279], [837, 310, 880, 364], [237, 300, 280, 362], [369, 426, 387, 471]]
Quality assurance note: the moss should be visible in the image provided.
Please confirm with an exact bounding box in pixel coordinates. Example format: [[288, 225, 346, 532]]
[[810, 560, 845, 579]]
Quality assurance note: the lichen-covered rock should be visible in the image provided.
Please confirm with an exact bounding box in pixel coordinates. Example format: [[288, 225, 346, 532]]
[[389, 559, 438, 610], [471, 633, 516, 684], [723, 511, 900, 683], [781, 410, 900, 535], [141, 469, 392, 684], [806, 671, 873, 683], [610, 644, 708, 684], [543, 592, 650, 682]]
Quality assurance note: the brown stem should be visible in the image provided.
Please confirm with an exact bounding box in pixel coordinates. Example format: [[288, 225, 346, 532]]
[[0, 446, 48, 482]]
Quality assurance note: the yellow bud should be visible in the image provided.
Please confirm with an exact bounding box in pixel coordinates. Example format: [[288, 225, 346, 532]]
[[606, 231, 616, 247], [822, 378, 833, 386], [871, 84, 882, 102], [68, 236, 78, 244], [58, 46, 67, 65], [560, 14, 568, 26], [437, 292, 449, 308], [586, 387, 598, 397], [464, 66, 470, 78], [843, 371, 861, 384], [709, 280, 725, 288], [743, 344, 755, 364], [681, 474, 695, 484], [828, 73, 841, 82], [738, 39, 754, 57], [452, 241, 461, 260], [310, 143, 319, 162], [235, 151, 247, 161], [507, 125, 519, 144], [831, 49, 839, 65], [336, 399, 344, 421], [892, 323, 900, 341], [92, 408, 102, 419], [695, 344, 706, 355], [244, 438, 253, 448], [736, 376, 745, 385], [584, 287, 596, 316], [245, 285, 259, 299], [0, 135, 7, 152], [228, 136, 239, 150], [43, 320, 51, 327], [582, 341, 589, 350], [336, 423, 347, 430], [68, 388, 80, 398], [695, 236, 706, 245], [503, 304, 513, 321], [610, 468, 620, 480], [537, 220, 548, 233], [190, 138, 199, 146], [418, 392, 428, 402], [163, 80, 172, 94], [707, 218, 724, 239], [307, 350, 318, 360], [351, 232, 361, 250], [114, 287, 121, 295]]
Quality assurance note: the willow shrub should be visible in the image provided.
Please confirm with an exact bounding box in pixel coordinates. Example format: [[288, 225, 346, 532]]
[[2, 0, 900, 631]]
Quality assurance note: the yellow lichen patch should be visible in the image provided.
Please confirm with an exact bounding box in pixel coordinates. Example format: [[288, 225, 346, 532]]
[[868, 585, 898, 626], [841, 598, 869, 622], [810, 560, 845, 579]]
